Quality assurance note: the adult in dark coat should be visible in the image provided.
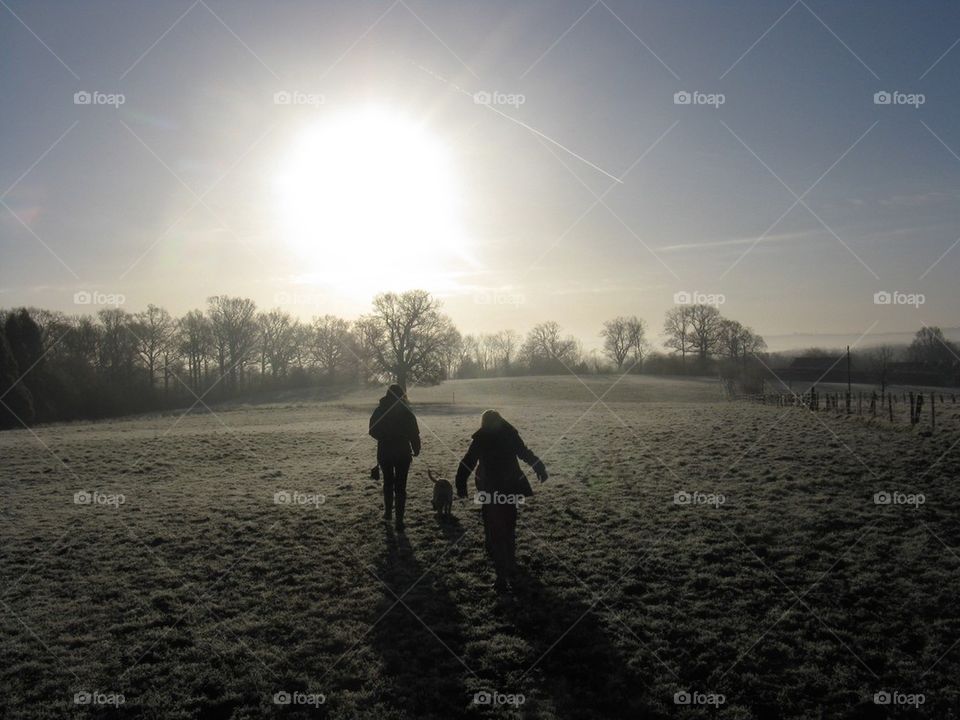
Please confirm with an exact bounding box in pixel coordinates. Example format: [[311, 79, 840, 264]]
[[369, 384, 421, 531], [455, 410, 547, 591]]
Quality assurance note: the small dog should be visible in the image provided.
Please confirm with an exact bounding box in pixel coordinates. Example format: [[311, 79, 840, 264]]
[[428, 469, 453, 518]]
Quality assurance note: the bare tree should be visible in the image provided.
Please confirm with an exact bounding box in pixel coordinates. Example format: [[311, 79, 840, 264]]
[[491, 329, 520, 373], [207, 296, 258, 389], [97, 308, 137, 381], [718, 319, 766, 365], [310, 314, 351, 378], [131, 304, 174, 389], [663, 306, 692, 365], [522, 321, 579, 372], [687, 304, 724, 362], [179, 310, 212, 390], [359, 290, 459, 387], [908, 326, 958, 370], [601, 317, 631, 369], [865, 344, 896, 394], [256, 309, 297, 380], [601, 316, 648, 370]]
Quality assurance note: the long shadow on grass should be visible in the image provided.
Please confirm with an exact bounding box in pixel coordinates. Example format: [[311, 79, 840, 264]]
[[503, 566, 658, 720], [369, 526, 474, 718]]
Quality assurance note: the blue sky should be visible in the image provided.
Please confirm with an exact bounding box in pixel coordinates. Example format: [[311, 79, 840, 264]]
[[1, 0, 959, 349]]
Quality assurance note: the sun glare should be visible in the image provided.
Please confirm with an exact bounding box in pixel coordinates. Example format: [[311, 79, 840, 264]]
[[274, 106, 468, 295]]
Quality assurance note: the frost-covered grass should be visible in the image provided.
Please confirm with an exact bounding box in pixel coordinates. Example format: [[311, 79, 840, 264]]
[[2, 375, 959, 718]]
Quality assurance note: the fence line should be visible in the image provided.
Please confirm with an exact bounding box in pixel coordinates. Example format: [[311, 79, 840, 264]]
[[730, 386, 957, 433]]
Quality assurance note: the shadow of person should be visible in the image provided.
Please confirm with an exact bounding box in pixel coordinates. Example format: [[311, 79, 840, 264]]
[[435, 513, 464, 542], [369, 525, 474, 719], [500, 565, 658, 720]]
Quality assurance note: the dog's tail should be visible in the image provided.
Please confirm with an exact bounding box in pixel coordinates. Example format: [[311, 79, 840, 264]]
[[426, 467, 438, 483]]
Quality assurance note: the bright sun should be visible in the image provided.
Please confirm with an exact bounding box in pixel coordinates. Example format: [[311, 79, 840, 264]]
[[275, 106, 468, 295]]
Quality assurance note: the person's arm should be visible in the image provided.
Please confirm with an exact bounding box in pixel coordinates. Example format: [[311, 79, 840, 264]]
[[368, 406, 384, 441], [516, 434, 548, 482], [408, 409, 421, 456], [455, 440, 479, 497]]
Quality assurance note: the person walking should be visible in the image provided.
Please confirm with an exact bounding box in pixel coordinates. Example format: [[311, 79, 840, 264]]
[[455, 410, 547, 592], [369, 384, 421, 532]]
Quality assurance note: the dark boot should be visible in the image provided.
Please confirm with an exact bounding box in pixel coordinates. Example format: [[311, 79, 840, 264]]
[[383, 488, 393, 521]]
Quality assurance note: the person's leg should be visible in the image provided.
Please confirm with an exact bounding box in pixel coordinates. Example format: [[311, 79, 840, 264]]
[[394, 456, 411, 530], [485, 504, 510, 590], [381, 461, 396, 520], [505, 503, 518, 582]]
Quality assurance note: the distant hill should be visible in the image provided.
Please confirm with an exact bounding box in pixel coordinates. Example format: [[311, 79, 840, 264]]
[[762, 327, 960, 354]]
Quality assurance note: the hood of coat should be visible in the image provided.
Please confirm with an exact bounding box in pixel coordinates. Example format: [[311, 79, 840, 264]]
[[471, 419, 518, 443]]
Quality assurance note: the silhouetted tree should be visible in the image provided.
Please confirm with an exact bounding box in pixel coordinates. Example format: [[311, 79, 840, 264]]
[[687, 304, 724, 362], [131, 304, 174, 390], [358, 290, 459, 387], [0, 323, 34, 427], [663, 306, 692, 366], [310, 314, 351, 379], [602, 316, 648, 370], [521, 321, 579, 373], [908, 326, 958, 372], [207, 296, 258, 389]]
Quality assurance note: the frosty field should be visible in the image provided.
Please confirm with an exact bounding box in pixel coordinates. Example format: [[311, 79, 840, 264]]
[[2, 375, 960, 719]]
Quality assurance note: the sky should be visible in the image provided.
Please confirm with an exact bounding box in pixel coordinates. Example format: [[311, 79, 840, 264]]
[[1, 0, 959, 351]]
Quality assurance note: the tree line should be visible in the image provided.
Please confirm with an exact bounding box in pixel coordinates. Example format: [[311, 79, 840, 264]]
[[1, 292, 767, 428]]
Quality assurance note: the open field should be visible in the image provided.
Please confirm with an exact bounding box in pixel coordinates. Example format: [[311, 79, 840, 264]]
[[3, 375, 960, 718]]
